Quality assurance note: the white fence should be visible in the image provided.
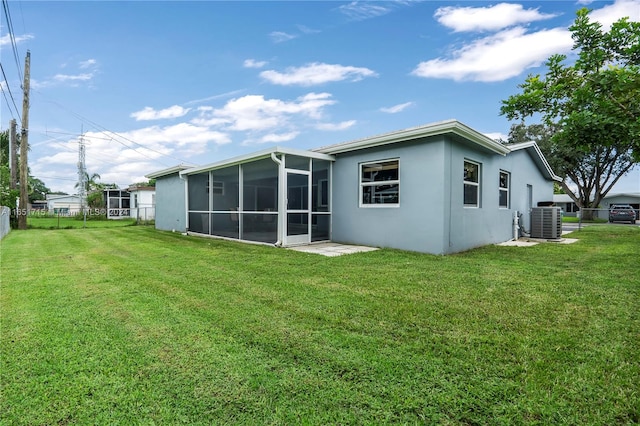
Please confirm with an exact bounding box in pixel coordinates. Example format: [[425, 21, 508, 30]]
[[30, 207, 156, 225], [0, 206, 10, 239]]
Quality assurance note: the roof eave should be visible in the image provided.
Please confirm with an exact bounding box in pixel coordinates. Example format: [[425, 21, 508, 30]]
[[181, 146, 334, 176], [313, 119, 510, 156], [146, 164, 195, 179]]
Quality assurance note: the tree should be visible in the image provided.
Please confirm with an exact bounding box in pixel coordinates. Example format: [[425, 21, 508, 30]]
[[500, 8, 639, 216], [28, 176, 51, 203]]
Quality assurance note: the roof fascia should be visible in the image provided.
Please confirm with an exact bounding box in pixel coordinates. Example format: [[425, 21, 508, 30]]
[[313, 119, 510, 156], [181, 146, 334, 176], [146, 164, 194, 179]]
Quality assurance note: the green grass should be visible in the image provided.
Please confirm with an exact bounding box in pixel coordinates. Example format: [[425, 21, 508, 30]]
[[27, 215, 137, 229], [562, 216, 608, 223], [1, 226, 638, 425]]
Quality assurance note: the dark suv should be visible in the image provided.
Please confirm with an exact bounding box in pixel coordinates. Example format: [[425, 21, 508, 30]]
[[609, 204, 637, 223]]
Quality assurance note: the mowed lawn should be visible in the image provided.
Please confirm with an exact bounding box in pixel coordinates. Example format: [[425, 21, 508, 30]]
[[1, 226, 638, 425]]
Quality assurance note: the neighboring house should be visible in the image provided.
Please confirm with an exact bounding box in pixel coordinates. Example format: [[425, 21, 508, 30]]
[[148, 119, 561, 254], [128, 185, 156, 221], [46, 194, 84, 215], [554, 192, 640, 220], [104, 189, 131, 219]]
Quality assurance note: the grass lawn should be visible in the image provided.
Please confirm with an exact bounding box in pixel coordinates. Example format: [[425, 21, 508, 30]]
[[27, 215, 138, 229], [1, 226, 638, 424]]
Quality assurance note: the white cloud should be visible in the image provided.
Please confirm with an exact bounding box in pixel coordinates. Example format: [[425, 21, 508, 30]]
[[130, 105, 191, 121], [315, 120, 357, 131], [79, 59, 97, 69], [434, 3, 557, 33], [338, 1, 392, 21], [412, 26, 573, 82], [193, 92, 337, 132], [260, 62, 377, 86], [297, 25, 320, 34], [257, 132, 300, 144], [0, 33, 33, 46], [243, 59, 267, 68], [380, 102, 414, 114], [53, 73, 94, 82], [269, 31, 297, 43], [33, 122, 231, 192], [484, 131, 509, 142], [590, 0, 640, 29]]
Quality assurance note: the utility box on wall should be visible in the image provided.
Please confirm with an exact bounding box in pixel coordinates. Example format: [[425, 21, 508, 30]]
[[530, 207, 562, 240]]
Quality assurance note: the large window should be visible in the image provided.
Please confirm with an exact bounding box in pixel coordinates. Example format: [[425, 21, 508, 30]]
[[464, 160, 481, 208], [360, 159, 399, 206], [499, 171, 510, 208]]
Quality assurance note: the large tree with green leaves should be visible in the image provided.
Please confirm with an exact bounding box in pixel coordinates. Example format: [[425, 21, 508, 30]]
[[500, 8, 639, 213]]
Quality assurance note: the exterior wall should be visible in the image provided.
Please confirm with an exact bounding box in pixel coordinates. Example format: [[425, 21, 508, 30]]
[[331, 137, 448, 254], [155, 173, 186, 232], [46, 195, 83, 214], [445, 139, 511, 253], [446, 143, 554, 253], [330, 137, 555, 255], [131, 189, 156, 220]]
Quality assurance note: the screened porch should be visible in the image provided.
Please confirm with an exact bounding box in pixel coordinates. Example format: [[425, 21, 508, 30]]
[[183, 147, 333, 247]]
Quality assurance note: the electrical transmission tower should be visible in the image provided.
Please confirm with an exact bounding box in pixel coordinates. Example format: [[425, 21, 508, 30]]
[[77, 134, 87, 212]]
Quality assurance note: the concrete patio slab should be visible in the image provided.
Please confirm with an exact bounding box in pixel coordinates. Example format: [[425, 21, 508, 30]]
[[287, 242, 379, 257], [497, 237, 579, 247]]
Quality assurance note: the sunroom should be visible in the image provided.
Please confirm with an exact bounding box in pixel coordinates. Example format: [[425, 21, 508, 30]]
[[181, 147, 334, 247]]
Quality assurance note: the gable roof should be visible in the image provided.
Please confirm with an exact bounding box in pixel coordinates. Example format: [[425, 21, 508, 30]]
[[507, 141, 562, 182], [313, 119, 511, 156]]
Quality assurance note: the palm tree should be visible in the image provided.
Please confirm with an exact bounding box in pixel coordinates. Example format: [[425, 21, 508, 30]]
[[75, 172, 102, 192]]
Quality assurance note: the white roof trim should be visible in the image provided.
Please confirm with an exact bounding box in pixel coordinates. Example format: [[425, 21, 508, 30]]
[[508, 141, 562, 182], [313, 119, 510, 156], [146, 164, 195, 179], [180, 146, 334, 176]]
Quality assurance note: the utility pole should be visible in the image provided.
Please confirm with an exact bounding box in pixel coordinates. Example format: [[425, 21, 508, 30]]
[[77, 131, 87, 226], [18, 50, 30, 230], [9, 119, 17, 189]]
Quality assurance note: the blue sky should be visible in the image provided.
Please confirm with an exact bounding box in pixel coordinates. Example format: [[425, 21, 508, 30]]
[[1, 0, 639, 194]]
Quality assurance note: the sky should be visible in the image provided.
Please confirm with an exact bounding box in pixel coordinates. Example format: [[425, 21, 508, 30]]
[[1, 0, 639, 195]]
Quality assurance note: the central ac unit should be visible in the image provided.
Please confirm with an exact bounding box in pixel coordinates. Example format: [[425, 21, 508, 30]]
[[530, 207, 562, 239]]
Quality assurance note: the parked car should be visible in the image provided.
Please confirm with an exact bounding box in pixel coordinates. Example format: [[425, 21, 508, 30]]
[[608, 204, 637, 223]]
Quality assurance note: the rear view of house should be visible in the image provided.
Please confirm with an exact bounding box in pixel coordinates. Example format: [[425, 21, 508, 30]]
[[148, 119, 560, 254]]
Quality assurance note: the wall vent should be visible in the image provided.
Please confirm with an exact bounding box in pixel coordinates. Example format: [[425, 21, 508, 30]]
[[530, 207, 562, 240]]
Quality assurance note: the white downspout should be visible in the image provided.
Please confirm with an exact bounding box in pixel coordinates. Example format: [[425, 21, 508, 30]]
[[270, 152, 284, 247], [513, 210, 519, 240], [179, 171, 188, 233]]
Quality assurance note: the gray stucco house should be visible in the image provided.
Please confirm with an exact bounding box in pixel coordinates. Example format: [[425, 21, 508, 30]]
[[147, 119, 561, 254]]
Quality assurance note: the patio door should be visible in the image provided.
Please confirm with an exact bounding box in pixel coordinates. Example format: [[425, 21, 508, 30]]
[[285, 171, 310, 245]]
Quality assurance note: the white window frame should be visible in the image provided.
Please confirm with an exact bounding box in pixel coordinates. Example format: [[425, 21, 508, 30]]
[[499, 170, 510, 209], [464, 160, 481, 208], [211, 180, 224, 196], [359, 159, 400, 208]]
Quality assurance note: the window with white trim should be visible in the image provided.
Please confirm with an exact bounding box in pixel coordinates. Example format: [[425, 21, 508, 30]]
[[360, 159, 399, 206], [464, 160, 481, 207], [499, 171, 510, 208]]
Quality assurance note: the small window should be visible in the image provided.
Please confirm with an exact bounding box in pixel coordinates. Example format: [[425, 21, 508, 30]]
[[499, 171, 510, 208], [211, 181, 224, 196], [464, 160, 481, 208], [360, 159, 399, 206]]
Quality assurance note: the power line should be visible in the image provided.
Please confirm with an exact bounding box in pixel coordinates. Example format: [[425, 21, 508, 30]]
[[0, 62, 22, 120], [1, 0, 24, 82], [38, 92, 190, 165]]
